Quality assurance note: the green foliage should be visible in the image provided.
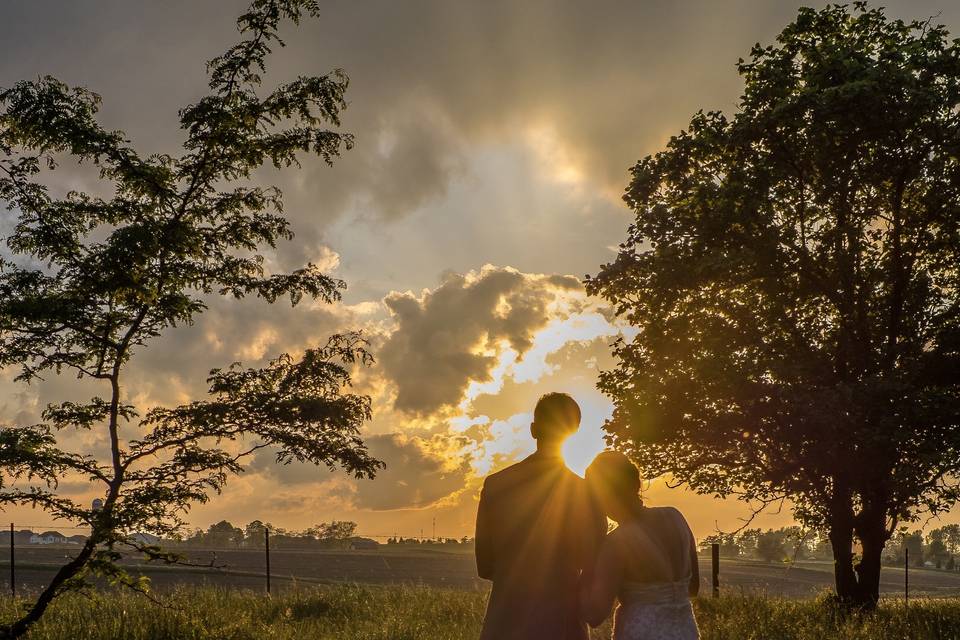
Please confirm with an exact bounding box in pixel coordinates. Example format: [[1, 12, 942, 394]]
[[177, 519, 363, 550], [2, 586, 960, 640], [756, 530, 788, 563], [0, 0, 381, 636], [589, 2, 960, 605], [701, 526, 823, 562]]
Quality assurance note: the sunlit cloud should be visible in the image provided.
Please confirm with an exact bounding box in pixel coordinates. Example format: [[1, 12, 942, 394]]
[[525, 123, 586, 188]]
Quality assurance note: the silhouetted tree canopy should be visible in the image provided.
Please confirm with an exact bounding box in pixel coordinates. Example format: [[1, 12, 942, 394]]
[[590, 2, 960, 608], [0, 1, 381, 637]]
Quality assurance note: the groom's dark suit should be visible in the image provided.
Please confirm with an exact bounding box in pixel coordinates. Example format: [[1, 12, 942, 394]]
[[476, 452, 605, 640]]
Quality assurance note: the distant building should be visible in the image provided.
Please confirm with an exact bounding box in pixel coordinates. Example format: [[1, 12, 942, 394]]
[[30, 531, 67, 545], [128, 532, 161, 546], [349, 537, 380, 550]]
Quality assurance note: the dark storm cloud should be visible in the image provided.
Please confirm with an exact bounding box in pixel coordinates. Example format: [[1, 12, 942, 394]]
[[4, 0, 956, 281], [379, 267, 580, 415], [10, 0, 949, 230]]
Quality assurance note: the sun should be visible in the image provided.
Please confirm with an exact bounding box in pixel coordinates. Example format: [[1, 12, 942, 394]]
[[562, 412, 608, 477]]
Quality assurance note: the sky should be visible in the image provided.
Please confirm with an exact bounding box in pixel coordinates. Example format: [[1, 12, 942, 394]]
[[2, 0, 960, 541]]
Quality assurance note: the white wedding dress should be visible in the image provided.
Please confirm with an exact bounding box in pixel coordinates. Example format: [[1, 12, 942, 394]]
[[609, 508, 700, 640], [613, 579, 700, 640]]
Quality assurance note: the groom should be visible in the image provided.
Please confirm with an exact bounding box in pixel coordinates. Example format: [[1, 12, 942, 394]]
[[475, 392, 606, 640]]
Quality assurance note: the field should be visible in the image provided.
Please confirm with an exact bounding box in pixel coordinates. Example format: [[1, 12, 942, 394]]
[[3, 547, 960, 638], [3, 584, 960, 640], [4, 545, 960, 599]]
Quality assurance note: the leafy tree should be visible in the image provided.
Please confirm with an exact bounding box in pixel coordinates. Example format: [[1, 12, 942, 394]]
[[204, 521, 245, 548], [737, 528, 761, 559], [926, 528, 950, 565], [810, 536, 833, 562], [939, 524, 960, 555], [779, 526, 812, 561], [904, 531, 926, 568], [756, 530, 787, 563], [244, 520, 268, 548], [310, 520, 358, 544], [700, 532, 741, 558], [0, 1, 382, 636], [589, 3, 960, 607]]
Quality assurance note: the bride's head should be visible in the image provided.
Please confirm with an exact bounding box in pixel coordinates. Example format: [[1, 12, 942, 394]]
[[585, 450, 643, 523]]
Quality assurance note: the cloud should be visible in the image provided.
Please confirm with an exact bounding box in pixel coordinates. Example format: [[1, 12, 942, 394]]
[[249, 447, 345, 487], [379, 265, 581, 415], [9, 0, 955, 535], [359, 107, 467, 220], [352, 433, 473, 511], [249, 432, 472, 512]]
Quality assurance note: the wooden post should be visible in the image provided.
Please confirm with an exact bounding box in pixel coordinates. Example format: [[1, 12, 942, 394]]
[[265, 527, 271, 595], [9, 522, 13, 598], [904, 547, 909, 605], [711, 543, 720, 598]]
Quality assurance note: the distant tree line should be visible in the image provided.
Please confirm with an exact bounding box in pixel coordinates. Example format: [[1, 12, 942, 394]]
[[700, 525, 960, 571], [883, 525, 960, 571], [170, 520, 375, 550], [385, 536, 474, 548], [700, 527, 832, 563]]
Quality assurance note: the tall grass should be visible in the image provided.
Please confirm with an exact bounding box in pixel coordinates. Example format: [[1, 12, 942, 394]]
[[2, 585, 959, 639]]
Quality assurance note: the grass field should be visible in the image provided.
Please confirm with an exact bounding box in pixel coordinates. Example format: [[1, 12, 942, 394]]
[[2, 584, 960, 640], [4, 547, 960, 638], [5, 546, 960, 598]]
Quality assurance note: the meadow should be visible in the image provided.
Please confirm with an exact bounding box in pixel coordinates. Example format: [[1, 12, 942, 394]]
[[5, 547, 960, 638], [3, 584, 960, 640], [7, 546, 960, 598]]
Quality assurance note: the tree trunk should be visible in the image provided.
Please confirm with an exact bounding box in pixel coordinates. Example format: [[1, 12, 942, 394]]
[[1, 538, 97, 639], [829, 503, 888, 610], [852, 507, 890, 610], [829, 519, 859, 603], [854, 530, 884, 609]]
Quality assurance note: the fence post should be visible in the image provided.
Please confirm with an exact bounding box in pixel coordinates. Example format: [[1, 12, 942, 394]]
[[9, 522, 13, 599], [711, 543, 719, 598], [265, 527, 271, 595], [904, 547, 909, 605]]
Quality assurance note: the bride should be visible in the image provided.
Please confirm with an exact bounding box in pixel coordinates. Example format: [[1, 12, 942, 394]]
[[580, 451, 700, 640]]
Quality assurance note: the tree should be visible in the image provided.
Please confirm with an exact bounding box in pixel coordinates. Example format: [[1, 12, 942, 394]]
[[756, 530, 787, 563], [244, 520, 268, 548], [204, 521, 245, 548], [700, 533, 741, 558], [904, 531, 925, 568], [737, 529, 762, 558], [589, 3, 960, 608], [810, 536, 833, 562], [0, 1, 382, 636], [939, 524, 960, 555], [926, 528, 950, 565], [308, 520, 358, 548]]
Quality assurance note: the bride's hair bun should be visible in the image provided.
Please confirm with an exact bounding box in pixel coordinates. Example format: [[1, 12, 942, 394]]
[[585, 450, 642, 498]]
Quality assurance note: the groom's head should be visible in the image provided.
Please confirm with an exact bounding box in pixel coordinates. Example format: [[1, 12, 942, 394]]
[[530, 392, 581, 447]]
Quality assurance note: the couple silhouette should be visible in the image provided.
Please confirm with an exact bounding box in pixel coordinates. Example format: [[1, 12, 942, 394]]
[[475, 393, 700, 640]]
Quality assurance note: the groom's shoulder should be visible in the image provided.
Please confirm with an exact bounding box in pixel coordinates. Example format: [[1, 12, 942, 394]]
[[482, 459, 527, 490], [482, 456, 582, 494]]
